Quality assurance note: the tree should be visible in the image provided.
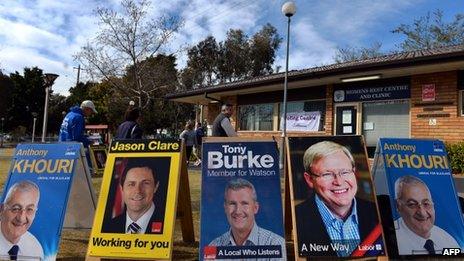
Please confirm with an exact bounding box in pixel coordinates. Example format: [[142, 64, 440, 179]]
[[74, 0, 182, 108], [7, 67, 46, 134], [392, 9, 464, 51], [0, 72, 13, 132], [180, 24, 282, 89], [249, 23, 282, 76], [333, 42, 383, 63]]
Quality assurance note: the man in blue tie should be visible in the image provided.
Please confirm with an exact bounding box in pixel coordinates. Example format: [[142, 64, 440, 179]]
[[0, 181, 44, 260]]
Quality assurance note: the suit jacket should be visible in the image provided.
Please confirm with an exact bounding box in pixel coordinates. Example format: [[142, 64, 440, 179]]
[[102, 209, 164, 234], [295, 193, 379, 257]]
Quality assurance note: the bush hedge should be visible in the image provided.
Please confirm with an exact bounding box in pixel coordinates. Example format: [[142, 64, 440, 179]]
[[446, 142, 464, 174]]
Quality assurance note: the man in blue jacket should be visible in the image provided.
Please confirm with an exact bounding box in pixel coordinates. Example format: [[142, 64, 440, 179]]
[[59, 100, 97, 147]]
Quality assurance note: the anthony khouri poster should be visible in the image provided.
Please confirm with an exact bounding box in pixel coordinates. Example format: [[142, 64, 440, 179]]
[[0, 143, 84, 260], [287, 136, 385, 258], [200, 138, 286, 260], [372, 138, 464, 256], [87, 139, 182, 259]]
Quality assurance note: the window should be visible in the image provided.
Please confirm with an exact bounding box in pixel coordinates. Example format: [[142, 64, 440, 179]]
[[279, 100, 326, 131], [238, 103, 274, 131]]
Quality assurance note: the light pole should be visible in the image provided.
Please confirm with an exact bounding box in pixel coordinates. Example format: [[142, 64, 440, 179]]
[[32, 112, 38, 142], [1, 117, 4, 148], [280, 1, 296, 166], [41, 73, 59, 142]]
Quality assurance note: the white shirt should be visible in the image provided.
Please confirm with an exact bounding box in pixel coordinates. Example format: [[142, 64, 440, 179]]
[[125, 203, 155, 234], [395, 217, 460, 255], [0, 223, 44, 260]]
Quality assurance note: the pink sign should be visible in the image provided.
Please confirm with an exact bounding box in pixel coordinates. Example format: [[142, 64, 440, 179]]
[[422, 84, 435, 101]]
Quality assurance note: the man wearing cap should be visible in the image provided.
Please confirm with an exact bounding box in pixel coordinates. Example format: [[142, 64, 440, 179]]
[[59, 100, 97, 147]]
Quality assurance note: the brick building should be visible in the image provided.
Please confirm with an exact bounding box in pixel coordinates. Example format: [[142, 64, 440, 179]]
[[167, 45, 464, 157]]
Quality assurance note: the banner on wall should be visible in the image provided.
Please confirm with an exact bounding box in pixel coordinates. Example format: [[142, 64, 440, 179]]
[[200, 138, 286, 260], [87, 139, 182, 260], [280, 111, 321, 131], [287, 136, 385, 258], [0, 143, 96, 261], [372, 138, 464, 257]]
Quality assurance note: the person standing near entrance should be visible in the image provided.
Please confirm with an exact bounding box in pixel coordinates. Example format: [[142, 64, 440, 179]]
[[179, 122, 198, 165], [212, 104, 237, 137]]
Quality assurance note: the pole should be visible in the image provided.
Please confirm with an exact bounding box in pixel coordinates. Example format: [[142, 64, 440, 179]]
[[76, 64, 81, 86], [32, 117, 37, 142], [41, 86, 50, 142], [280, 15, 292, 167]]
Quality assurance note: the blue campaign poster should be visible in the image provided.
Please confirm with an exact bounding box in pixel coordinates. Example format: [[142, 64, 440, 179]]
[[0, 143, 81, 260], [199, 140, 286, 260], [376, 138, 464, 256]]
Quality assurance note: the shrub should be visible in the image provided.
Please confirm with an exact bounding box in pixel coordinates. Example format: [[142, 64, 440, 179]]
[[446, 142, 464, 174]]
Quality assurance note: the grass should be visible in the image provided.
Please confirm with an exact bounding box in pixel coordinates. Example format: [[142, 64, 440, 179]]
[[0, 148, 201, 260]]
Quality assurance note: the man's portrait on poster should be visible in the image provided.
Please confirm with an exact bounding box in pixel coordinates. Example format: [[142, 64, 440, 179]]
[[208, 178, 286, 250], [0, 180, 44, 260], [94, 150, 107, 169], [101, 157, 170, 234], [394, 175, 460, 255], [293, 139, 381, 257]]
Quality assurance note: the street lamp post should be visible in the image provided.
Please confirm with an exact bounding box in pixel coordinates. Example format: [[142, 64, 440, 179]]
[[280, 2, 296, 166], [41, 73, 59, 142], [32, 112, 38, 142], [1, 117, 4, 148]]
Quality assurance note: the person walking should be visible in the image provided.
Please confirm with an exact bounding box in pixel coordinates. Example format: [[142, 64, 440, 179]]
[[115, 106, 143, 139], [180, 122, 198, 165], [194, 122, 205, 166]]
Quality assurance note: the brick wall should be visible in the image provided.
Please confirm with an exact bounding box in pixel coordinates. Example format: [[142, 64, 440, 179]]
[[411, 71, 464, 143]]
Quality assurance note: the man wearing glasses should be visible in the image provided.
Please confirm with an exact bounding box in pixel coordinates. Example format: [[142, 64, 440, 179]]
[[394, 175, 459, 255], [295, 141, 379, 257], [0, 180, 43, 260]]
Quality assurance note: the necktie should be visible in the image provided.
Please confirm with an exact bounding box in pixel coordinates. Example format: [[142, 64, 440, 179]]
[[8, 245, 19, 260], [424, 239, 435, 254], [128, 222, 141, 234]]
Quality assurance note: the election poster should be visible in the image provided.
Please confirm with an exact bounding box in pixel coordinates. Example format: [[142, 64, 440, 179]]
[[200, 138, 286, 260], [0, 143, 94, 261], [287, 136, 385, 258], [372, 138, 464, 257], [89, 145, 107, 176], [87, 139, 182, 259]]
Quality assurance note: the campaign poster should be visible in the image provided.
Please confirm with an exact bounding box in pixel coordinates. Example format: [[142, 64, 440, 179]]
[[87, 139, 182, 259], [288, 136, 385, 258], [200, 139, 286, 260], [0, 143, 82, 261], [372, 138, 464, 256], [89, 145, 107, 176]]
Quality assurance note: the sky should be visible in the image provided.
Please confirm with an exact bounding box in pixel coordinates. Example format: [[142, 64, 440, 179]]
[[0, 0, 462, 95]]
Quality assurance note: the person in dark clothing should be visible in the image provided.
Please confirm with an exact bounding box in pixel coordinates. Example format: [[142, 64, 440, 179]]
[[179, 122, 198, 164], [115, 106, 143, 139], [194, 122, 205, 166], [212, 104, 237, 137]]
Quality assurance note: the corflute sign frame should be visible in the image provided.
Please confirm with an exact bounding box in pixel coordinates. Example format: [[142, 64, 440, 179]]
[[87, 139, 188, 260], [0, 142, 96, 261], [200, 137, 286, 260], [372, 138, 464, 257], [287, 136, 385, 259]]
